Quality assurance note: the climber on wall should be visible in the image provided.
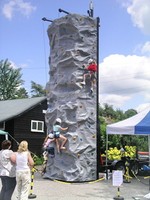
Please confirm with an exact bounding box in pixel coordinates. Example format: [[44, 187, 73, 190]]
[[43, 132, 55, 149], [53, 118, 68, 153], [43, 118, 68, 154], [41, 132, 56, 174], [42, 131, 56, 163], [81, 58, 97, 93]]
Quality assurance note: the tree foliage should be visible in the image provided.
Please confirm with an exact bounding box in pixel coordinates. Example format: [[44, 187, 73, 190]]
[[31, 81, 46, 97], [124, 109, 137, 118], [0, 59, 26, 100], [15, 88, 29, 99], [0, 59, 46, 100]]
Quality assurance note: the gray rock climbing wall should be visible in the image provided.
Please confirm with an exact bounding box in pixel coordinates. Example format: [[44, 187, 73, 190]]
[[44, 14, 97, 182]]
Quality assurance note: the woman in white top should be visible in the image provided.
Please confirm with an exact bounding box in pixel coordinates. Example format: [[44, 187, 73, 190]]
[[0, 140, 16, 200], [11, 140, 34, 200]]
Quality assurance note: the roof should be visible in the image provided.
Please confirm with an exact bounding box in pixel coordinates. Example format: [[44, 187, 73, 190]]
[[0, 97, 47, 122], [0, 130, 8, 135]]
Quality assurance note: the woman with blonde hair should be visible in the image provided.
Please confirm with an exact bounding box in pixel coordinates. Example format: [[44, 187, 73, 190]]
[[11, 140, 34, 200]]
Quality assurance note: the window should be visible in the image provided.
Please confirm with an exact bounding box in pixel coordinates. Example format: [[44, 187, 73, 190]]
[[31, 120, 44, 133]]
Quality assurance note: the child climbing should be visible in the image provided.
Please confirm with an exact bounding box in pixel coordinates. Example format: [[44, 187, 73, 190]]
[[43, 132, 55, 159], [43, 118, 68, 154], [53, 118, 68, 153], [43, 132, 55, 149], [81, 58, 97, 93], [42, 133, 56, 174]]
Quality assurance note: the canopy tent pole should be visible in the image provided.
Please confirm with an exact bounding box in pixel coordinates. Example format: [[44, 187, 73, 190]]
[[0, 130, 8, 140], [5, 134, 8, 140], [106, 133, 108, 179]]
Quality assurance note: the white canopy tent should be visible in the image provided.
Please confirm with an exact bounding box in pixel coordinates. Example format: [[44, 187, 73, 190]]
[[106, 108, 150, 197], [106, 107, 150, 164], [0, 130, 8, 140]]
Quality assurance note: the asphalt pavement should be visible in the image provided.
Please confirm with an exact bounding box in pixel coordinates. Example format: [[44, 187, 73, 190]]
[[8, 169, 150, 200]]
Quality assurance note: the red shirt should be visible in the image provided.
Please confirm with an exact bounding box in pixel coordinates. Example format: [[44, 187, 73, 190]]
[[87, 63, 97, 72]]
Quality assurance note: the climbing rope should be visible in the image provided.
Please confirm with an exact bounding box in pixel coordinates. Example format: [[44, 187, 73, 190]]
[[131, 170, 149, 186]]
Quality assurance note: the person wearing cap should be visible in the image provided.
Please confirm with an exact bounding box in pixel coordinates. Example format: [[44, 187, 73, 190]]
[[81, 58, 97, 93], [53, 118, 68, 153], [42, 132, 55, 161], [43, 132, 55, 149], [43, 118, 68, 153]]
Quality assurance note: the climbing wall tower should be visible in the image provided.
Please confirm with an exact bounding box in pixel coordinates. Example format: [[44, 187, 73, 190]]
[[44, 13, 98, 182]]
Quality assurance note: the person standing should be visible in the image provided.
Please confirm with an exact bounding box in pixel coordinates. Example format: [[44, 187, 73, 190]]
[[11, 140, 34, 200], [0, 140, 16, 200]]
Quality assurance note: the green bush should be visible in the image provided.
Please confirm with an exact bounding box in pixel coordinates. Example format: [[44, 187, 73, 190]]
[[33, 155, 44, 166]]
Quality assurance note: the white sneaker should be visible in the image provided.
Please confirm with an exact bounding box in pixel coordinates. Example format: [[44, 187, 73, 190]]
[[81, 81, 85, 85], [90, 88, 93, 93], [76, 83, 83, 88]]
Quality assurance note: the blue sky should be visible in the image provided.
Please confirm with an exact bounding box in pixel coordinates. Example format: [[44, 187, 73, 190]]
[[1, 0, 150, 112]]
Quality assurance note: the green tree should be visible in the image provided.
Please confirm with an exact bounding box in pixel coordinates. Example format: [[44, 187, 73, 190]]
[[99, 116, 107, 153], [124, 109, 137, 118], [15, 87, 29, 99], [103, 103, 117, 119], [31, 81, 46, 97], [0, 59, 25, 100], [115, 109, 125, 121]]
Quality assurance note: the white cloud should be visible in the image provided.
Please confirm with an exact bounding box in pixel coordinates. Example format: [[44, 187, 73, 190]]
[[9, 60, 17, 68], [100, 54, 150, 109], [141, 41, 150, 55], [133, 41, 150, 56], [9, 60, 28, 69], [100, 94, 130, 109], [18, 63, 28, 68], [2, 0, 36, 20], [120, 0, 150, 35], [136, 103, 150, 112]]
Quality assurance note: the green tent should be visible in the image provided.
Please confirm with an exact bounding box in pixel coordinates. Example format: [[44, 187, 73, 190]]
[[0, 130, 8, 140]]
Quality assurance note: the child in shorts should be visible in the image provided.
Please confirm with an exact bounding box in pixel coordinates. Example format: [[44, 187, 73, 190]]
[[53, 118, 68, 153]]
